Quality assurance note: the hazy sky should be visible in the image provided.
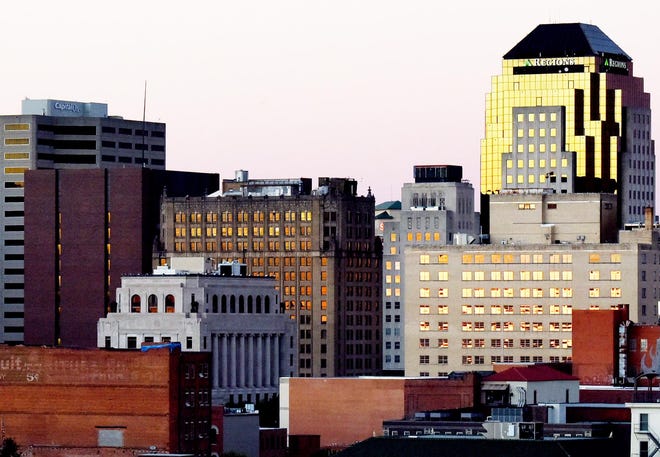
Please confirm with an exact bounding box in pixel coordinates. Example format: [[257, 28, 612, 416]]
[[1, 0, 658, 204]]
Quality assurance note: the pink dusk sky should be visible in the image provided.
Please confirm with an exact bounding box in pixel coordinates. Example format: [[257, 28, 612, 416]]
[[1, 0, 658, 206]]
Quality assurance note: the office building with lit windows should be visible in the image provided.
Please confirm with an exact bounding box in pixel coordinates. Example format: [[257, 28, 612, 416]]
[[159, 174, 382, 377], [403, 220, 660, 376], [381, 165, 480, 372], [481, 23, 654, 228], [0, 98, 170, 344]]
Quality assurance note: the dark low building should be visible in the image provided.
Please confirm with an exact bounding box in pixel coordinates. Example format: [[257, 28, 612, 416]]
[[336, 435, 629, 457]]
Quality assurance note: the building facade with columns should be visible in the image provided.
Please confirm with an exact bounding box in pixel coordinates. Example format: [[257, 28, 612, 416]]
[[97, 266, 296, 405]]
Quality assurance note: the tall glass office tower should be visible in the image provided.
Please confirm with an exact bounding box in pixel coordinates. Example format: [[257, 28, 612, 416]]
[[481, 23, 654, 226]]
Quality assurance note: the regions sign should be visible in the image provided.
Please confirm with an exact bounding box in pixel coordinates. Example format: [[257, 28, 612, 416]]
[[524, 57, 577, 67]]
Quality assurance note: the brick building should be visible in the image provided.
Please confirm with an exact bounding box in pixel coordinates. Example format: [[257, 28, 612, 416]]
[[24, 167, 218, 348], [0, 344, 211, 456], [279, 374, 479, 447], [160, 174, 382, 377]]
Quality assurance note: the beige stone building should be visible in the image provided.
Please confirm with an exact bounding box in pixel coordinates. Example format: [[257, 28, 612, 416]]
[[489, 192, 618, 245], [158, 175, 381, 377], [403, 224, 660, 376]]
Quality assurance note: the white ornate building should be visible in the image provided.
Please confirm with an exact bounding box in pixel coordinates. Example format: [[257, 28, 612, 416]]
[[97, 262, 297, 405]]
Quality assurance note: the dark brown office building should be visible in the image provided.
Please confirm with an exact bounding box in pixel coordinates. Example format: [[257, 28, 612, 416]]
[[160, 177, 382, 377], [23, 167, 218, 347]]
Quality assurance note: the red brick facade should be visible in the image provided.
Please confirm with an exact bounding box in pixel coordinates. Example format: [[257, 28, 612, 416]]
[[283, 374, 479, 447], [572, 308, 628, 385], [23, 168, 218, 348], [0, 345, 211, 455]]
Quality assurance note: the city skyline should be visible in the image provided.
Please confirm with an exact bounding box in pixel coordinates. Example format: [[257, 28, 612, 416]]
[[0, 1, 658, 205]]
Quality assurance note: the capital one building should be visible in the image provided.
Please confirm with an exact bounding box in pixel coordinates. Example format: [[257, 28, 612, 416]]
[[480, 23, 654, 226]]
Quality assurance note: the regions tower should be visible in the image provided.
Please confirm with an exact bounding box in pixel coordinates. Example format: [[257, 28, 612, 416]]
[[481, 23, 654, 227]]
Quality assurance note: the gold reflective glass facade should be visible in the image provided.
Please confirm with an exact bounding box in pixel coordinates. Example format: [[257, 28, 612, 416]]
[[481, 24, 653, 224]]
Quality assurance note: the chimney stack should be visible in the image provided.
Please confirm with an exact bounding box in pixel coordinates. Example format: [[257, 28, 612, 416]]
[[644, 206, 654, 230]]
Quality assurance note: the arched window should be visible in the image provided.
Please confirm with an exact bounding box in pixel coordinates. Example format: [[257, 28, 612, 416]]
[[256, 296, 262, 313], [165, 294, 175, 313], [212, 295, 219, 313], [131, 295, 141, 313], [148, 294, 158, 313], [247, 295, 253, 313], [221, 295, 227, 313], [239, 295, 245, 313], [230, 295, 236, 313], [265, 295, 270, 313]]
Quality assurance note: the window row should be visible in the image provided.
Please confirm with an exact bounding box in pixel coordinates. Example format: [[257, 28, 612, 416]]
[[420, 286, 622, 298], [419, 252, 623, 265], [176, 210, 314, 223], [419, 321, 573, 332], [176, 225, 313, 238], [420, 304, 573, 315], [417, 338, 572, 350]]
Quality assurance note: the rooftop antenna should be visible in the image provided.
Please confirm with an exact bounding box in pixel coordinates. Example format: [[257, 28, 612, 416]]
[[141, 80, 147, 167]]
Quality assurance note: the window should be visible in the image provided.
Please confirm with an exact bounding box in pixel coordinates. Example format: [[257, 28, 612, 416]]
[[419, 355, 430, 364], [127, 336, 137, 349], [131, 295, 141, 313], [148, 295, 158, 313], [165, 294, 175, 313], [438, 355, 448, 364], [640, 413, 649, 432]]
